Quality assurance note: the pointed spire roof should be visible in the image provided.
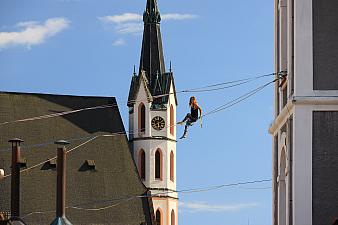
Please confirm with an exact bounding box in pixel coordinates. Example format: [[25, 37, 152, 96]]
[[139, 0, 165, 86], [128, 0, 178, 107], [146, 0, 160, 17]]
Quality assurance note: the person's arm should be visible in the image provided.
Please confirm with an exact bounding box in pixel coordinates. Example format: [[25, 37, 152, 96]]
[[198, 106, 202, 118], [198, 105, 203, 128]]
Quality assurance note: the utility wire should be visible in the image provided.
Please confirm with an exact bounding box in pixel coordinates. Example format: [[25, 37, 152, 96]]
[[2, 76, 273, 176], [0, 77, 282, 154], [183, 72, 276, 92], [21, 178, 271, 217], [0, 78, 280, 156], [0, 72, 279, 127], [2, 135, 112, 179], [202, 79, 277, 118], [1, 77, 284, 179]]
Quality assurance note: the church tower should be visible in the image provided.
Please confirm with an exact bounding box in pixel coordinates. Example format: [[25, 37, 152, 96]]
[[270, 0, 338, 225], [128, 0, 178, 225]]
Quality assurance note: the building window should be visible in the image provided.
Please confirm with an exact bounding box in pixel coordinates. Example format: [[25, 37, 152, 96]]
[[155, 149, 162, 180], [156, 209, 162, 225], [171, 210, 175, 225], [170, 104, 174, 135], [138, 103, 146, 133], [139, 149, 146, 180], [278, 148, 287, 225], [170, 151, 174, 182]]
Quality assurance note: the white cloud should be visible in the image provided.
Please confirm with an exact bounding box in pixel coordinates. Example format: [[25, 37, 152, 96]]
[[0, 17, 70, 49], [99, 13, 142, 23], [98, 12, 197, 35], [179, 201, 259, 213], [99, 13, 197, 24], [16, 21, 39, 28], [161, 13, 198, 20], [116, 22, 143, 34], [112, 38, 126, 46]]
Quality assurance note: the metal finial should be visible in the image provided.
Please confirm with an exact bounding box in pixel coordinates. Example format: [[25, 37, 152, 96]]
[[169, 61, 172, 72], [133, 65, 137, 76]]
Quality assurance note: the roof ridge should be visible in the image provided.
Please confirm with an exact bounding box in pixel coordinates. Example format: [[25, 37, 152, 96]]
[[0, 91, 117, 99]]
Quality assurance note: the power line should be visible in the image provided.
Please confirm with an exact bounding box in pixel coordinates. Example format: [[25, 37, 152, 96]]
[[0, 104, 115, 126], [21, 178, 271, 217], [0, 72, 280, 127], [0, 135, 99, 153], [202, 79, 277, 118], [0, 77, 282, 154], [1, 77, 283, 179], [2, 135, 112, 179], [183, 72, 276, 92], [2, 85, 277, 176]]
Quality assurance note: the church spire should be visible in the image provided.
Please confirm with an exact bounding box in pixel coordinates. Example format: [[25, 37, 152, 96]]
[[139, 0, 166, 87], [128, 0, 177, 107]]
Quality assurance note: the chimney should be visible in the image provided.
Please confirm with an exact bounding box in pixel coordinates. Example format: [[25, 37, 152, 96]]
[[8, 138, 26, 225], [50, 140, 72, 225]]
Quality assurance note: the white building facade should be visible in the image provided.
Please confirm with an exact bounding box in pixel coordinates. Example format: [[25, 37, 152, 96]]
[[128, 1, 178, 225], [270, 0, 338, 225]]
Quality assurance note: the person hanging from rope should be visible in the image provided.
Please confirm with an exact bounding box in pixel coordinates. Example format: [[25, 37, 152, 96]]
[[177, 96, 202, 139]]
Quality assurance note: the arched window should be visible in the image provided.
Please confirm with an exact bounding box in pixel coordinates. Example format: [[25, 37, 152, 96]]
[[156, 209, 162, 225], [155, 149, 162, 180], [170, 104, 174, 135], [138, 103, 146, 133], [278, 148, 287, 225], [170, 151, 174, 182], [171, 210, 175, 225], [139, 149, 146, 180]]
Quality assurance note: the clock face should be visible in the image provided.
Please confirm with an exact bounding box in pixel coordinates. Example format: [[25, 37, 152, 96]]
[[151, 116, 166, 131]]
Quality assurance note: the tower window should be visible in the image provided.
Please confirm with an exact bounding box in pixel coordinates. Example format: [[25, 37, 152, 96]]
[[171, 210, 175, 225], [138, 103, 146, 133], [139, 149, 146, 180], [155, 149, 162, 180], [156, 209, 162, 225], [170, 151, 174, 182], [170, 104, 174, 135]]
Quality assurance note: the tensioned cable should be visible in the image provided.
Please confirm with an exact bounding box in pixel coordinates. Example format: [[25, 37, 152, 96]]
[[1, 77, 284, 179], [0, 135, 99, 153], [183, 72, 276, 92], [0, 78, 280, 152], [21, 178, 271, 217], [0, 72, 281, 127], [2, 78, 275, 178], [2, 135, 111, 179], [0, 104, 115, 126], [202, 79, 278, 118], [0, 77, 283, 154]]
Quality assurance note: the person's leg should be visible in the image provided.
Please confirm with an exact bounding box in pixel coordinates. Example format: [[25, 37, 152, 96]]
[[180, 117, 192, 139], [178, 113, 191, 125]]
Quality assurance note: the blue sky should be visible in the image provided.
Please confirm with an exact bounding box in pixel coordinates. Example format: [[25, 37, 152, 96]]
[[0, 0, 274, 224]]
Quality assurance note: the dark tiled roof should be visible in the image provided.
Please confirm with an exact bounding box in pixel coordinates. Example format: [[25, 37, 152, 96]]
[[0, 92, 154, 225]]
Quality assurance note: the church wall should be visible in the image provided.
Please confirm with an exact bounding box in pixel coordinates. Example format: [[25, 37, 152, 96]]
[[293, 105, 312, 225], [134, 80, 152, 138], [293, 104, 338, 225], [166, 82, 177, 139], [293, 0, 313, 97], [273, 0, 338, 224]]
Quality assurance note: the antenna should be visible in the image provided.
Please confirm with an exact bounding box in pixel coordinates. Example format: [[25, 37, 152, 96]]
[[133, 65, 137, 76], [169, 61, 172, 72]]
